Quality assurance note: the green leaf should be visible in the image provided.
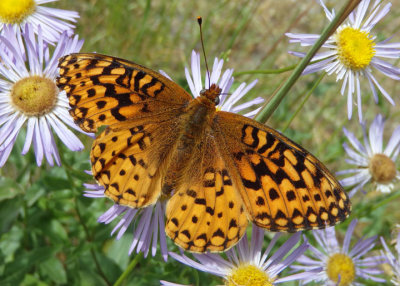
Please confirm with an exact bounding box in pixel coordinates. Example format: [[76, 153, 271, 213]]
[[25, 183, 46, 207], [21, 274, 48, 286], [105, 233, 133, 269], [0, 197, 22, 234], [0, 225, 23, 263], [0, 177, 23, 201], [42, 175, 71, 191], [1, 247, 55, 285], [44, 219, 69, 244], [77, 269, 108, 286], [39, 256, 67, 284], [95, 252, 122, 282]]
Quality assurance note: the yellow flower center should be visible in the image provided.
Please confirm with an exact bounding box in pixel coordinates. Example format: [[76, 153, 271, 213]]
[[0, 0, 36, 24], [326, 253, 356, 286], [11, 75, 58, 116], [336, 27, 375, 70], [369, 153, 397, 184], [226, 264, 273, 286]]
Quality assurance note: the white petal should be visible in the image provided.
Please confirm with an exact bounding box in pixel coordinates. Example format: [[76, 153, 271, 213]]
[[384, 126, 400, 157], [356, 74, 363, 122], [22, 117, 36, 154], [369, 114, 384, 154], [354, 0, 370, 29]]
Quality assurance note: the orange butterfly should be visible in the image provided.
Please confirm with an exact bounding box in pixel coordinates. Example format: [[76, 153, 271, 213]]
[[57, 52, 351, 252]]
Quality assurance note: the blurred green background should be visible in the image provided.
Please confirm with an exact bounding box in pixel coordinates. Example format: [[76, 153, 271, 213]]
[[1, 0, 400, 285]]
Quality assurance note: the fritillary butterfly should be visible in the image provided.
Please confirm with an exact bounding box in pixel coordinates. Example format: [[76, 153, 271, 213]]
[[57, 53, 351, 252]]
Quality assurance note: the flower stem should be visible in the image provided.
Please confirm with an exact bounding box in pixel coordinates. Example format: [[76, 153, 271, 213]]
[[372, 190, 400, 211], [254, 0, 362, 123], [282, 72, 325, 133], [113, 253, 143, 286]]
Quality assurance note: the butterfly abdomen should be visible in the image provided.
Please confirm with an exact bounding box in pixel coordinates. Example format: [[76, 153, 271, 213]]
[[161, 97, 216, 193]]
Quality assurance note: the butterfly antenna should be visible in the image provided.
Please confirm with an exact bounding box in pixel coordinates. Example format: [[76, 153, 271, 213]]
[[197, 16, 211, 89]]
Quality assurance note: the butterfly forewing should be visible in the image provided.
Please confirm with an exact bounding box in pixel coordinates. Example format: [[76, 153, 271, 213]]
[[213, 111, 351, 232], [57, 53, 192, 132], [57, 53, 190, 208]]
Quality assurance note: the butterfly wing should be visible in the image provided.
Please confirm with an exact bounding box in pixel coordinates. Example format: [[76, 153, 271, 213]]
[[213, 111, 351, 232], [91, 114, 183, 208], [57, 53, 192, 132], [57, 53, 191, 208], [165, 132, 248, 252]]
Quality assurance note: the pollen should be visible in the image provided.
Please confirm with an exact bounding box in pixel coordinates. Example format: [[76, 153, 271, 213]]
[[0, 0, 36, 24], [335, 27, 376, 70], [369, 153, 397, 184], [326, 253, 355, 286], [226, 264, 273, 286], [11, 75, 58, 116]]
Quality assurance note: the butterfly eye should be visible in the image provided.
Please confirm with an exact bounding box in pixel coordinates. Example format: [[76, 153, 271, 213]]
[[214, 96, 220, 105]]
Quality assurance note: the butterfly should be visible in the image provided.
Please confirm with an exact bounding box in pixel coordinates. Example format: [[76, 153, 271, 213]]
[[57, 53, 351, 253]]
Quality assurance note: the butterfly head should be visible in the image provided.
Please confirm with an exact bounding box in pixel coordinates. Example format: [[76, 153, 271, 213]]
[[200, 83, 221, 106]]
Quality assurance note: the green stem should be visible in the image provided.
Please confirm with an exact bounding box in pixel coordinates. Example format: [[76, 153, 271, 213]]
[[372, 191, 400, 211], [233, 64, 297, 76], [113, 253, 143, 286], [282, 73, 326, 133], [134, 0, 151, 51], [254, 0, 361, 123]]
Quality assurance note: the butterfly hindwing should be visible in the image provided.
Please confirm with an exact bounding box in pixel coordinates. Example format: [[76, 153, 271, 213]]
[[213, 111, 351, 232], [57, 53, 192, 132], [92, 116, 181, 208], [165, 134, 248, 252]]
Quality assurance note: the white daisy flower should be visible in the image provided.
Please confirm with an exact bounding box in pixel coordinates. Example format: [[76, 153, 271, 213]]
[[0, 0, 79, 45], [84, 50, 262, 261], [286, 0, 400, 122], [0, 24, 86, 167], [292, 219, 386, 285], [381, 231, 400, 285], [338, 114, 400, 197], [161, 227, 319, 286]]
